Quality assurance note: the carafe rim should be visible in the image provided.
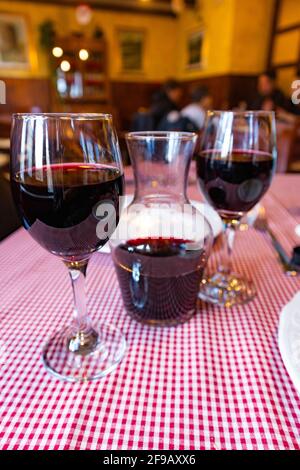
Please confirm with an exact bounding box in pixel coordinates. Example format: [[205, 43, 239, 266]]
[[126, 131, 198, 141]]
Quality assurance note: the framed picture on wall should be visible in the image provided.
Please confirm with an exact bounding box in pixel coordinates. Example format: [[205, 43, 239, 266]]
[[118, 29, 145, 73], [0, 13, 30, 69], [187, 30, 203, 69]]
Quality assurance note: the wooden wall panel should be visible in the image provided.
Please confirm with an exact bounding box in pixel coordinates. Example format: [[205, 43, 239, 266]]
[[0, 77, 51, 137], [111, 81, 161, 130], [0, 75, 258, 136], [181, 74, 258, 110], [111, 75, 258, 130], [228, 75, 258, 108], [0, 77, 51, 113]]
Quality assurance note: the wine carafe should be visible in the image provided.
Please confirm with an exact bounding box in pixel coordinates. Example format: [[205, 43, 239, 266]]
[[110, 132, 213, 326]]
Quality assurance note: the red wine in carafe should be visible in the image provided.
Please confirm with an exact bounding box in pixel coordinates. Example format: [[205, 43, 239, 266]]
[[113, 237, 205, 325]]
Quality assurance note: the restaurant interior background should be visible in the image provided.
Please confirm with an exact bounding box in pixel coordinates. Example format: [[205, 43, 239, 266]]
[[2, 1, 300, 450], [0, 0, 300, 240]]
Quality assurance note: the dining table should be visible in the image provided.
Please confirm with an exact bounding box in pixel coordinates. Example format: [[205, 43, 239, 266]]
[[0, 167, 300, 450]]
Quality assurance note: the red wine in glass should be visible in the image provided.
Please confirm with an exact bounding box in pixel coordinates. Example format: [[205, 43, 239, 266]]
[[12, 163, 124, 260], [10, 113, 126, 383], [113, 237, 205, 325], [196, 110, 277, 307], [197, 149, 275, 219]]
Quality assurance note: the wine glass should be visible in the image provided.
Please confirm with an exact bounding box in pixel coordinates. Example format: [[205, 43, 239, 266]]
[[196, 111, 277, 307], [10, 113, 126, 382]]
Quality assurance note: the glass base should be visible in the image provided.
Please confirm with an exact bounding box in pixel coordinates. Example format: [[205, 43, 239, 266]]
[[42, 323, 126, 383], [198, 271, 256, 307], [127, 309, 195, 327]]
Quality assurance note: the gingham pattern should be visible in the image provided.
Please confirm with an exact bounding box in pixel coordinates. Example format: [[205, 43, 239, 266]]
[[0, 174, 299, 450]]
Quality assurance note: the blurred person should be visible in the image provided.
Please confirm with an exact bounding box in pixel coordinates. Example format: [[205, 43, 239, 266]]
[[181, 86, 212, 130], [250, 70, 290, 111], [234, 100, 247, 111], [276, 107, 299, 125], [157, 110, 198, 132], [131, 107, 154, 132], [150, 79, 183, 129]]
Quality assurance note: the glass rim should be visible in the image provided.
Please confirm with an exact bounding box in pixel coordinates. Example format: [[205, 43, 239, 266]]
[[12, 112, 112, 120], [126, 131, 198, 141], [206, 110, 276, 117]]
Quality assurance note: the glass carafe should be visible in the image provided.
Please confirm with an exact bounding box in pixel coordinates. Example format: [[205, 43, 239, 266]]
[[111, 132, 213, 326]]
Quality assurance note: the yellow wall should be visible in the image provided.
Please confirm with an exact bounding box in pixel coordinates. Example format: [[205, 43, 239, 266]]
[[273, 29, 300, 65], [278, 0, 300, 27], [271, 0, 300, 94], [178, 0, 274, 80], [0, 1, 178, 81], [177, 0, 236, 80], [272, 0, 300, 68], [230, 0, 274, 74], [277, 67, 297, 94], [0, 0, 275, 82]]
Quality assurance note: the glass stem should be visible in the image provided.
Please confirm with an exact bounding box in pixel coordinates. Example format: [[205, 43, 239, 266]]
[[219, 221, 237, 274], [69, 260, 89, 332], [65, 259, 98, 355]]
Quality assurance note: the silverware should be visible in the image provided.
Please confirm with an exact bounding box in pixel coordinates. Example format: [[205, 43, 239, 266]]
[[254, 206, 299, 276]]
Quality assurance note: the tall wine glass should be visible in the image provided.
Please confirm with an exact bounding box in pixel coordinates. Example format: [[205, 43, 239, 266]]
[[10, 113, 126, 382], [196, 111, 277, 307]]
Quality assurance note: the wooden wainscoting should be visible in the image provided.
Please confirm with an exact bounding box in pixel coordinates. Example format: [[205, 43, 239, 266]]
[[0, 77, 51, 112], [111, 75, 258, 129], [181, 74, 258, 110], [0, 75, 258, 137], [111, 81, 161, 130], [0, 77, 51, 137]]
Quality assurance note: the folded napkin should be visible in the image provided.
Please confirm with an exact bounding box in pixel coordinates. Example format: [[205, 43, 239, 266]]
[[278, 291, 300, 394]]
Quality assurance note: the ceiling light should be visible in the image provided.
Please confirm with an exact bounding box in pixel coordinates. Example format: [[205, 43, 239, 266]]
[[79, 49, 89, 61], [60, 60, 71, 72], [52, 47, 63, 58]]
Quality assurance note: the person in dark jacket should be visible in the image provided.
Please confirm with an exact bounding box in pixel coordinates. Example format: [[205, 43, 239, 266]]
[[150, 79, 183, 129], [251, 70, 300, 115]]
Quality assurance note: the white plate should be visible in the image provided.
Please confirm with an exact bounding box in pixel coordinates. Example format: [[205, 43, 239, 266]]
[[99, 197, 222, 254], [278, 291, 300, 394]]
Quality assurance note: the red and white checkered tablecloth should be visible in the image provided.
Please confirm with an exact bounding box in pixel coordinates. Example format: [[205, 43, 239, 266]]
[[0, 173, 299, 450]]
